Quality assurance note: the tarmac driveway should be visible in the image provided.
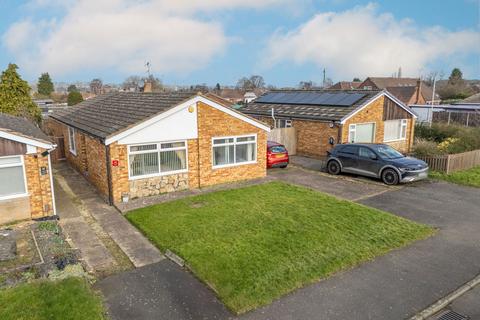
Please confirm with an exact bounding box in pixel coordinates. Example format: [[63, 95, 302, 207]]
[[96, 173, 480, 320]]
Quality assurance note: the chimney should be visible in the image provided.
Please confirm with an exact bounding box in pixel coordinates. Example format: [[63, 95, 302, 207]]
[[143, 81, 152, 93], [415, 79, 421, 104]]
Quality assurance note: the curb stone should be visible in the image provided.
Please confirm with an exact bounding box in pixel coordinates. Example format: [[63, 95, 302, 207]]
[[409, 274, 480, 320]]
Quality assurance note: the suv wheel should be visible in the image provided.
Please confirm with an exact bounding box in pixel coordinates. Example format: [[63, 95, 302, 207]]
[[381, 168, 399, 185], [327, 160, 341, 175]]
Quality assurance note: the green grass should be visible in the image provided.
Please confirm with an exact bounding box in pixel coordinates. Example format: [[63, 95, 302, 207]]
[[126, 181, 433, 314], [430, 166, 480, 188], [0, 278, 105, 320]]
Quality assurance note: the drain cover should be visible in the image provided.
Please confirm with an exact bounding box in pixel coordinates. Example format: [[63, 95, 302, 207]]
[[437, 310, 469, 320]]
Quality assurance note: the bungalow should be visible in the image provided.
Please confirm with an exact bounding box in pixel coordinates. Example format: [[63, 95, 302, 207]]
[[241, 89, 417, 158], [0, 114, 56, 225], [45, 92, 269, 205]]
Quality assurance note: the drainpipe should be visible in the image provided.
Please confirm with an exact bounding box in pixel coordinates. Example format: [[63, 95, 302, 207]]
[[105, 144, 114, 205], [271, 108, 276, 128]]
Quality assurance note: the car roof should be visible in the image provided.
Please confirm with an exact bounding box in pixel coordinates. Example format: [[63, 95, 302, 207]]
[[337, 143, 387, 148]]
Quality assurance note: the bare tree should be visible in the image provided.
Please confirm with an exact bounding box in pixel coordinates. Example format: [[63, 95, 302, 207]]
[[298, 81, 314, 90], [122, 75, 142, 91], [236, 75, 265, 91]]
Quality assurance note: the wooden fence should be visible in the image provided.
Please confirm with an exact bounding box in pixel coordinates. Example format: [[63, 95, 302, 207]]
[[417, 149, 480, 173], [267, 127, 297, 155]]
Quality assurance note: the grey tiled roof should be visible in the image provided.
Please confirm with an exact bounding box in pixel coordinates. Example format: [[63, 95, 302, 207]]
[[0, 113, 52, 144], [241, 89, 382, 121], [50, 91, 196, 139]]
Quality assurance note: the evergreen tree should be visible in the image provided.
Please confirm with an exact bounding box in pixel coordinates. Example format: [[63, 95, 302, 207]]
[[37, 72, 54, 96], [0, 63, 41, 122], [67, 84, 78, 93], [67, 91, 84, 106]]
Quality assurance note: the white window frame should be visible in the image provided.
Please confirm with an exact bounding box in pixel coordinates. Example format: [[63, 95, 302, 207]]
[[68, 126, 77, 155], [0, 155, 29, 200], [127, 140, 188, 180], [383, 119, 408, 142], [348, 122, 376, 143], [275, 119, 292, 128], [212, 134, 257, 169]]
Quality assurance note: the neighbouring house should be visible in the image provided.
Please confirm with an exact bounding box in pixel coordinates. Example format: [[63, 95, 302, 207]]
[[241, 89, 417, 158], [0, 114, 56, 225], [329, 81, 362, 90], [44, 92, 269, 205], [217, 88, 245, 104], [244, 91, 257, 103], [359, 77, 441, 105]]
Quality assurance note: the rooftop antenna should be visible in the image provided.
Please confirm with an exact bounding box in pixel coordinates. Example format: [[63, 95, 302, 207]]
[[323, 68, 326, 88]]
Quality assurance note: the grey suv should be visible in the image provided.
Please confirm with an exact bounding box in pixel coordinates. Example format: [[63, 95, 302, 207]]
[[326, 143, 429, 185]]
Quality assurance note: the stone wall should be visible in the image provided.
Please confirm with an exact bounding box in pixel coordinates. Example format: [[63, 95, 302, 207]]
[[129, 173, 189, 199]]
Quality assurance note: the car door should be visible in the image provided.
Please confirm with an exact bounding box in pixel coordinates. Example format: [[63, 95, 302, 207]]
[[357, 147, 383, 177], [337, 145, 358, 171]]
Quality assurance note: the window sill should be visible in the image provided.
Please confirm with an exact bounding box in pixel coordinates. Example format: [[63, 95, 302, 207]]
[[384, 138, 407, 143], [0, 193, 29, 201], [129, 169, 188, 181], [213, 160, 257, 170], [69, 149, 77, 156]]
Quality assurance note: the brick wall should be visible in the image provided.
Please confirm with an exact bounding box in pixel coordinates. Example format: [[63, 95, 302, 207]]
[[44, 119, 110, 199], [109, 142, 129, 203], [256, 116, 339, 159], [24, 148, 54, 218], [295, 120, 340, 158], [342, 95, 414, 153], [196, 102, 267, 187]]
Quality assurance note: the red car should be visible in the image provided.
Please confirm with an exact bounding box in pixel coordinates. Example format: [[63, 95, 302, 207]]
[[267, 141, 289, 168]]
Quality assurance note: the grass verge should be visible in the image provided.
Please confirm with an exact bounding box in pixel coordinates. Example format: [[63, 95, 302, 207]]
[[127, 181, 433, 314], [0, 277, 105, 320], [430, 166, 480, 188]]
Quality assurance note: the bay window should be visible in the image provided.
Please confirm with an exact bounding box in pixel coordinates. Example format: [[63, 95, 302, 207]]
[[213, 135, 256, 168], [384, 119, 407, 142], [128, 141, 187, 178], [0, 156, 27, 199]]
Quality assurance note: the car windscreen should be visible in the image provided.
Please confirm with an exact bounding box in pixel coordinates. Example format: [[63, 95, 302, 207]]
[[269, 146, 287, 153], [374, 145, 403, 159]]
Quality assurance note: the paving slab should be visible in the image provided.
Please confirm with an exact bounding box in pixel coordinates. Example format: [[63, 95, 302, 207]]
[[54, 179, 116, 274], [55, 163, 163, 268]]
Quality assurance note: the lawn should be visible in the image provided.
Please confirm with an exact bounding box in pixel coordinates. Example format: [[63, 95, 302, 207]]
[[430, 166, 480, 188], [0, 277, 105, 320], [127, 181, 433, 314]]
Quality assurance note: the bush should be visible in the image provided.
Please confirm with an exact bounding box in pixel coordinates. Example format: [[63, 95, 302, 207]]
[[414, 123, 480, 155], [413, 139, 444, 157]]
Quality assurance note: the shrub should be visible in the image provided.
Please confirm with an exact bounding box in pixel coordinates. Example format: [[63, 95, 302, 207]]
[[414, 123, 480, 155], [413, 139, 444, 157]]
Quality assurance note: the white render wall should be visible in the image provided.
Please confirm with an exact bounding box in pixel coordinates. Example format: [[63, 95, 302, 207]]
[[117, 104, 198, 145]]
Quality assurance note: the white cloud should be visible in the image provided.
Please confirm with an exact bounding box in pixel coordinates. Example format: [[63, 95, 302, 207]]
[[2, 0, 287, 77], [264, 4, 480, 79]]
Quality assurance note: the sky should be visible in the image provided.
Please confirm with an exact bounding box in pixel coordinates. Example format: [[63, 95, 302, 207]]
[[0, 0, 479, 87]]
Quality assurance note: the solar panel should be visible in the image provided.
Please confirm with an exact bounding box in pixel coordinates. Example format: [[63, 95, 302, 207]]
[[256, 92, 366, 106]]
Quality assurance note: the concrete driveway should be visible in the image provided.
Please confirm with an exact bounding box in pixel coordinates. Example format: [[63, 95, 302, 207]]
[[96, 170, 480, 320]]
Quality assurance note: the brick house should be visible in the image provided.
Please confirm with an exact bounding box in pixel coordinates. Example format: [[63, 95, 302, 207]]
[[241, 89, 417, 159], [0, 114, 56, 225], [358, 77, 441, 105], [44, 92, 269, 205]]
